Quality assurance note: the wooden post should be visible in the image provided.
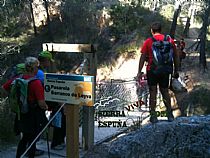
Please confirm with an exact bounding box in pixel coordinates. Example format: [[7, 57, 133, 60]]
[[65, 105, 79, 158], [82, 45, 97, 150], [82, 106, 95, 150]]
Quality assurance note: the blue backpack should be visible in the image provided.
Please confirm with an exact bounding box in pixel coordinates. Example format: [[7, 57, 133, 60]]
[[151, 35, 174, 74]]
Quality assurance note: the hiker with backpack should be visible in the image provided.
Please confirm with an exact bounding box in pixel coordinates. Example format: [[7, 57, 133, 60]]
[[1, 57, 48, 158], [3, 61, 47, 156], [137, 22, 180, 123]]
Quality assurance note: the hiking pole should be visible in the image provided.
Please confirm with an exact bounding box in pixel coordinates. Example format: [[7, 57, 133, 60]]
[[20, 103, 66, 158]]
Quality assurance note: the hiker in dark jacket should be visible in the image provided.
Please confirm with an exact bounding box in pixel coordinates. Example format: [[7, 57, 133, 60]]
[[137, 22, 180, 123], [2, 57, 48, 158]]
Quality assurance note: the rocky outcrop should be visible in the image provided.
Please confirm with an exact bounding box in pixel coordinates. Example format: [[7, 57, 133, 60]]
[[108, 115, 210, 158], [84, 115, 210, 158]]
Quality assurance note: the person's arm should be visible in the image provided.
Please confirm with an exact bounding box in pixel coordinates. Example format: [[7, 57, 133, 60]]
[[137, 39, 148, 78], [32, 80, 48, 110], [36, 69, 44, 84], [138, 53, 146, 76], [38, 100, 48, 110]]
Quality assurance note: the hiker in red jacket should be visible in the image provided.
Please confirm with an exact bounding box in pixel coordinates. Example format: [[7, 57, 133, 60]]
[[137, 22, 180, 123], [2, 57, 48, 158]]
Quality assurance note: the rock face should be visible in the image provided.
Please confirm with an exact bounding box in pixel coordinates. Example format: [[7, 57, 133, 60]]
[[84, 115, 210, 158], [108, 115, 210, 158]]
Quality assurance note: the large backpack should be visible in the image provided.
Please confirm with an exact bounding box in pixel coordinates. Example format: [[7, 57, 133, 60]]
[[151, 35, 174, 74], [3, 63, 25, 81], [9, 76, 38, 120]]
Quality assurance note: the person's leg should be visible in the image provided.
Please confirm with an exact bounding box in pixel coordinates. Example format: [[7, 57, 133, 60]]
[[61, 109, 66, 144], [34, 109, 47, 156], [179, 58, 182, 70], [51, 110, 65, 149], [149, 86, 157, 112], [51, 126, 61, 148], [16, 133, 28, 158], [14, 114, 20, 136], [27, 134, 36, 158], [159, 74, 174, 121], [147, 71, 158, 123], [159, 87, 174, 121], [149, 85, 158, 123], [16, 133, 36, 158], [51, 110, 66, 149]]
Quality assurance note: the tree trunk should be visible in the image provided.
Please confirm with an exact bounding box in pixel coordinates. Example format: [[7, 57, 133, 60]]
[[43, 0, 53, 42], [29, 0, 37, 36], [183, 16, 191, 38], [170, 4, 181, 39], [199, 3, 210, 71]]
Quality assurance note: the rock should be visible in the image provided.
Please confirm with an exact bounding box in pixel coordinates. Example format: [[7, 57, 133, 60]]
[[85, 115, 210, 158]]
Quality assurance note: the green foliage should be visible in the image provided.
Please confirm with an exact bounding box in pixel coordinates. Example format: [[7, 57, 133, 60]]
[[109, 4, 147, 40], [0, 99, 16, 142], [1, 19, 17, 37], [0, 0, 30, 38], [159, 4, 174, 20], [61, 0, 99, 43], [116, 43, 138, 55], [109, 3, 174, 41]]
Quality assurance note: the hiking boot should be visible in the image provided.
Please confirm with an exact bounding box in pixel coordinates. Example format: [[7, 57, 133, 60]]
[[149, 110, 158, 123], [35, 149, 44, 156], [167, 111, 174, 122], [149, 115, 158, 123], [51, 144, 65, 150], [25, 148, 44, 157]]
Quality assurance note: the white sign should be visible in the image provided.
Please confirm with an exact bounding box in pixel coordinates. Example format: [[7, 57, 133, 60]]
[[44, 73, 94, 106], [42, 43, 92, 53]]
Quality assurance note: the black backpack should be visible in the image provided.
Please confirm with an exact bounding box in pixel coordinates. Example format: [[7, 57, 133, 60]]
[[150, 35, 174, 74]]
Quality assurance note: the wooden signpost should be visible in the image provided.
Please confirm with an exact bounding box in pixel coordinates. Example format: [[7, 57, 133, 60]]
[[43, 44, 96, 158]]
